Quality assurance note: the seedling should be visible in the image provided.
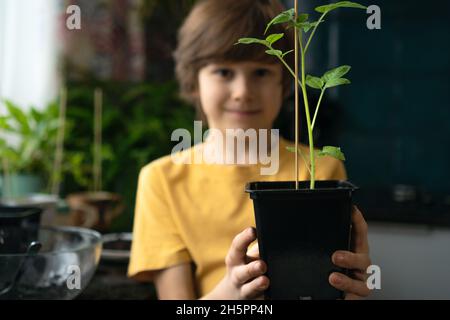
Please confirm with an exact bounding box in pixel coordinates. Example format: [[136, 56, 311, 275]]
[[238, 1, 366, 189]]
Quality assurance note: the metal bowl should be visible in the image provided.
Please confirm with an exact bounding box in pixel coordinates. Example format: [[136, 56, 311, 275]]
[[0, 226, 102, 300]]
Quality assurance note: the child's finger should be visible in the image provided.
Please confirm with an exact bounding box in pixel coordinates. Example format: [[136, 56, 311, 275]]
[[230, 260, 266, 285], [329, 272, 370, 298], [240, 275, 269, 299], [226, 227, 257, 267], [351, 206, 370, 254], [246, 242, 259, 261], [332, 250, 371, 272]]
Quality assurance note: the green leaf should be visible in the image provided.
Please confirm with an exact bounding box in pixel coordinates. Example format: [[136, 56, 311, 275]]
[[315, 1, 367, 14], [0, 147, 18, 164], [0, 116, 10, 130], [286, 146, 297, 153], [322, 65, 351, 82], [264, 8, 295, 34], [21, 136, 40, 162], [4, 100, 31, 134], [236, 37, 268, 46], [265, 49, 283, 57], [324, 78, 351, 88], [306, 75, 324, 89], [296, 22, 312, 33], [30, 107, 43, 124], [296, 13, 309, 23], [317, 146, 346, 161], [296, 20, 324, 32], [265, 33, 284, 45]]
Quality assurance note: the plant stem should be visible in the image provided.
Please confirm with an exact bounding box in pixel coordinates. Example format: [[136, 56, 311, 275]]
[[311, 88, 326, 131], [300, 46, 315, 189], [275, 6, 328, 189], [304, 12, 327, 53], [277, 55, 303, 88]]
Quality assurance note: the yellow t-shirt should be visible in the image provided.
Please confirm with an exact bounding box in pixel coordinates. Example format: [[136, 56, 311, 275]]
[[128, 137, 347, 297]]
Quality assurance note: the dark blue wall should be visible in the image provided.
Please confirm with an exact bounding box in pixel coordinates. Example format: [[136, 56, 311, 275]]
[[283, 0, 450, 194]]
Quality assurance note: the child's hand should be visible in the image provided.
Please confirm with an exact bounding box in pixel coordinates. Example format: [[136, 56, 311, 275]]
[[210, 227, 269, 300], [329, 206, 372, 299]]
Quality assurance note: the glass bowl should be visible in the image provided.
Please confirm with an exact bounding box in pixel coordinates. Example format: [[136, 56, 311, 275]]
[[0, 226, 102, 300]]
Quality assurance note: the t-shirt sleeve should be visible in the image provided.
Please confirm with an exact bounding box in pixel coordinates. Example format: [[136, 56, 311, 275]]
[[128, 163, 192, 281], [330, 159, 347, 180]]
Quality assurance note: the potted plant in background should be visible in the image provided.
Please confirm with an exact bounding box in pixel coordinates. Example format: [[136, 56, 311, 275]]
[[238, 1, 367, 299], [0, 100, 59, 197], [0, 95, 68, 226]]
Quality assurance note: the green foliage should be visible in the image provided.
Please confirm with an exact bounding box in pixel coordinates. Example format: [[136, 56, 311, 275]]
[[63, 81, 195, 193], [61, 81, 195, 230], [238, 2, 367, 187], [266, 33, 284, 45], [317, 146, 346, 161], [315, 1, 366, 14], [307, 66, 351, 90], [0, 100, 61, 187], [265, 49, 283, 57], [306, 75, 324, 90], [322, 65, 351, 83], [1, 81, 195, 224], [264, 8, 295, 34], [237, 38, 269, 46]]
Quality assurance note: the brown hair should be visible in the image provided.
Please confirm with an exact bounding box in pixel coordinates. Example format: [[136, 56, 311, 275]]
[[174, 0, 294, 110]]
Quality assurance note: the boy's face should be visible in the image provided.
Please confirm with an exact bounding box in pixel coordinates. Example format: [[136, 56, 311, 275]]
[[197, 61, 283, 132]]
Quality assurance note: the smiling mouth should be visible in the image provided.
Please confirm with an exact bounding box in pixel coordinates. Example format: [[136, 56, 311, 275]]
[[224, 109, 261, 116]]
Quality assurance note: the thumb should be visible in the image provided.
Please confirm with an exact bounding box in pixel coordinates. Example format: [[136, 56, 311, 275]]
[[247, 242, 260, 261]]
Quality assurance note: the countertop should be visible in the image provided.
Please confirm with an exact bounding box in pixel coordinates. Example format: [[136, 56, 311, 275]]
[[76, 261, 156, 300]]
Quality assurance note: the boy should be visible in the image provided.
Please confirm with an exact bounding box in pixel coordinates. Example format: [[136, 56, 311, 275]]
[[128, 0, 371, 300]]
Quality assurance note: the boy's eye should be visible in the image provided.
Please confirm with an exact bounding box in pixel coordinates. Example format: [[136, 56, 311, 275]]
[[255, 68, 270, 77], [214, 68, 233, 78]]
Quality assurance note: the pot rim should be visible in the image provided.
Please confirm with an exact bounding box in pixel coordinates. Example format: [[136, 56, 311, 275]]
[[0, 205, 42, 219], [245, 180, 359, 194]]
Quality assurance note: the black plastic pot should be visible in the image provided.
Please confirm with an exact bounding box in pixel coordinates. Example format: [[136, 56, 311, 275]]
[[246, 180, 358, 300], [0, 206, 42, 254]]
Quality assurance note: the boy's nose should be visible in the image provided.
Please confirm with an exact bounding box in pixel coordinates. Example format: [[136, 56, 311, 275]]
[[232, 75, 254, 103]]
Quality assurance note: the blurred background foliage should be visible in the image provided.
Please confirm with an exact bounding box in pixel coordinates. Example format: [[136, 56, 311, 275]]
[[0, 100, 60, 192], [62, 81, 195, 230], [0, 100, 59, 175], [57, 0, 200, 231]]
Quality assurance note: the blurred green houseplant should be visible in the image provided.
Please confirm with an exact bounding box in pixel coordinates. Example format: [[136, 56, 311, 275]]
[[63, 81, 195, 230], [0, 81, 195, 231], [0, 100, 64, 196]]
